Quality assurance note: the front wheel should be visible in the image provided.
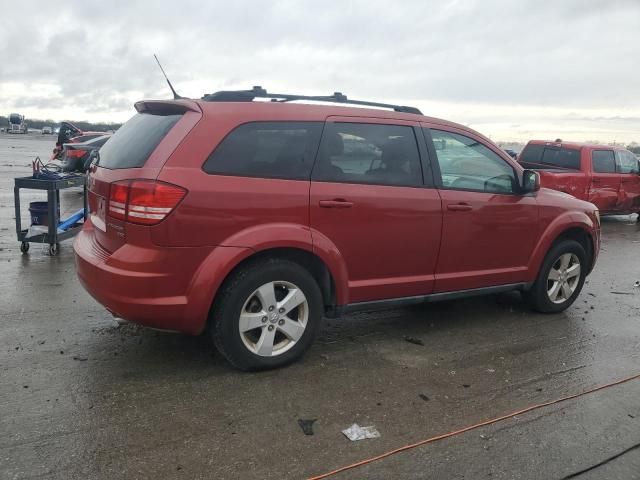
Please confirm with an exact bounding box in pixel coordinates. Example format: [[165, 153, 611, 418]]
[[211, 258, 323, 371], [525, 239, 587, 313]]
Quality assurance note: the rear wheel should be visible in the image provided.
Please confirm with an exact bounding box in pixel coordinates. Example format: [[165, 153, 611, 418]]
[[526, 239, 587, 313], [211, 258, 323, 371]]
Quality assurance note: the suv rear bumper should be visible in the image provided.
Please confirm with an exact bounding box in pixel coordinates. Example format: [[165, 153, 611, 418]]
[[74, 222, 210, 334]]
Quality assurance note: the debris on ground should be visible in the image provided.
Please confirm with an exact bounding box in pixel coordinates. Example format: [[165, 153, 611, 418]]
[[404, 336, 424, 346], [418, 394, 430, 401], [342, 423, 381, 441], [72, 356, 88, 361], [634, 281, 640, 288], [297, 419, 317, 436]]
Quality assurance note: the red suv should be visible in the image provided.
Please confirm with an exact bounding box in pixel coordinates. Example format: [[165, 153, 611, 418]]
[[74, 88, 601, 370]]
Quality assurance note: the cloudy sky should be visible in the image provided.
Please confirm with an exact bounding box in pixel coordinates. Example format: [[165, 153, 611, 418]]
[[1, 0, 638, 143]]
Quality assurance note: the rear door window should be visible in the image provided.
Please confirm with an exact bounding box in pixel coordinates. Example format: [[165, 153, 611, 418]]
[[592, 150, 616, 173], [312, 122, 422, 187], [203, 122, 323, 180], [97, 113, 182, 169]]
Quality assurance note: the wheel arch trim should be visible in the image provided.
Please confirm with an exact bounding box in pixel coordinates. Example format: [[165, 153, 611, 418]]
[[527, 211, 597, 280], [184, 223, 349, 333]]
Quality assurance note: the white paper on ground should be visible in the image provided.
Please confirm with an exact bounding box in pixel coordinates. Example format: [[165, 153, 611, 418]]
[[342, 423, 381, 441]]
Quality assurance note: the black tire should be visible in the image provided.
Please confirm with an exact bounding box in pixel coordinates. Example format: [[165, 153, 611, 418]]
[[48, 243, 59, 256], [211, 258, 323, 371], [525, 239, 587, 313], [20, 242, 29, 254]]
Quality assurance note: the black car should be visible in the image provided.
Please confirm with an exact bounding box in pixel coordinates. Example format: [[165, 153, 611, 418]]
[[504, 149, 518, 159], [61, 135, 111, 172]]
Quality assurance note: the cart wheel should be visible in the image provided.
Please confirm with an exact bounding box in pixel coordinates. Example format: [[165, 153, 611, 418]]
[[48, 243, 59, 256], [20, 242, 30, 254]]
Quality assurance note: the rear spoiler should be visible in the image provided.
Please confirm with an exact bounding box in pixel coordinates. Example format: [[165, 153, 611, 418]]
[[134, 99, 201, 115], [62, 142, 93, 151]]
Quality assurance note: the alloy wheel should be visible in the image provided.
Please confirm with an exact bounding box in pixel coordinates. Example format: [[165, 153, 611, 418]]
[[238, 281, 309, 357], [546, 253, 581, 304]]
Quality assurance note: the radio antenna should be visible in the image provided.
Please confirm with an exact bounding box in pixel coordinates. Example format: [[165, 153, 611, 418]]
[[154, 54, 182, 100]]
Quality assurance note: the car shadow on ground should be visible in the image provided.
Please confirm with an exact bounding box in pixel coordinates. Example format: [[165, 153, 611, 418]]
[[81, 290, 553, 378]]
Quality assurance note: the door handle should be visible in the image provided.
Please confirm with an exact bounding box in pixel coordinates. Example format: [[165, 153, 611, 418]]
[[319, 199, 354, 209], [447, 203, 473, 212]]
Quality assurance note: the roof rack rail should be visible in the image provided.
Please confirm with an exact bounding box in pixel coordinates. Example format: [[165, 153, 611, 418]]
[[200, 86, 422, 115]]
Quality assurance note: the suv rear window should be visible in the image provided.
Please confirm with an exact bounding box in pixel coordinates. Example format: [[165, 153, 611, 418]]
[[97, 113, 181, 169], [519, 144, 581, 170], [203, 122, 323, 179]]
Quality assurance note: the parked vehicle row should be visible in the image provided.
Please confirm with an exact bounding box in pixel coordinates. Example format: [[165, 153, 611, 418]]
[[74, 89, 601, 370], [518, 140, 640, 217]]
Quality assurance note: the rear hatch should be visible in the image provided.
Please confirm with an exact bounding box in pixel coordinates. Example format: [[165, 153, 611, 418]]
[[87, 100, 201, 253]]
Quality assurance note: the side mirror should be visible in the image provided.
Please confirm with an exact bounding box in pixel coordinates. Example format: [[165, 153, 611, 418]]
[[522, 169, 540, 193]]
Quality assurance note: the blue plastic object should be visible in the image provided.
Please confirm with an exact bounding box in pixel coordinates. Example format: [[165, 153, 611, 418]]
[[58, 208, 86, 231]]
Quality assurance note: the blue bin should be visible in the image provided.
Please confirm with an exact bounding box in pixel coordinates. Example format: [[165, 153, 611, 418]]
[[28, 201, 59, 226]]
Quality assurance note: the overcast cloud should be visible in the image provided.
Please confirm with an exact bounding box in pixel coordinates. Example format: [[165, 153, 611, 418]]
[[1, 0, 638, 142]]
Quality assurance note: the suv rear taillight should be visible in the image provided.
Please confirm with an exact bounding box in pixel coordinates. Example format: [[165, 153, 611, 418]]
[[107, 179, 186, 225], [65, 149, 86, 159]]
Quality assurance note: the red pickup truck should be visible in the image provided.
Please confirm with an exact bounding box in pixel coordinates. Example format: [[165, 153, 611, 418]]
[[519, 140, 640, 217]]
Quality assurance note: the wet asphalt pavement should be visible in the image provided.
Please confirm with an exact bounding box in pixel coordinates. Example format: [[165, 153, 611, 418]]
[[1, 135, 639, 480]]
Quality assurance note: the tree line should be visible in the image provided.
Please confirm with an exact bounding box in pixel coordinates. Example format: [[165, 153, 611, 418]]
[[1, 116, 121, 132]]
